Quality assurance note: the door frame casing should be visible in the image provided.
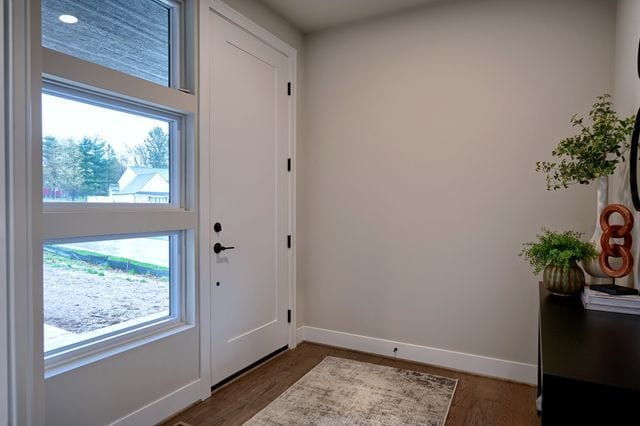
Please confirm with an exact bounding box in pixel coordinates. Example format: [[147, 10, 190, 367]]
[[5, 0, 46, 424], [198, 0, 298, 400]]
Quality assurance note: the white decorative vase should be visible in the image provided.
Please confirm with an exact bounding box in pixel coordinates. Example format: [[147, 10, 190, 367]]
[[582, 176, 615, 284]]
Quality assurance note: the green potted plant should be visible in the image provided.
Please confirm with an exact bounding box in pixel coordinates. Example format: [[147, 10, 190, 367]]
[[520, 229, 597, 295], [536, 94, 635, 283]]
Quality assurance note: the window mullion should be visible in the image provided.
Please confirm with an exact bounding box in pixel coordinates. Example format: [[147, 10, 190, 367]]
[[42, 210, 196, 240], [42, 48, 196, 114]]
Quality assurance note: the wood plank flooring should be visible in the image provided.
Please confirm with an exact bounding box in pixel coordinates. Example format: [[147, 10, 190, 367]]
[[163, 342, 539, 425]]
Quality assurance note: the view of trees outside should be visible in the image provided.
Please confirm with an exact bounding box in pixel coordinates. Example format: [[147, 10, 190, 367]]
[[130, 126, 170, 170], [43, 128, 168, 200], [42, 93, 170, 202]]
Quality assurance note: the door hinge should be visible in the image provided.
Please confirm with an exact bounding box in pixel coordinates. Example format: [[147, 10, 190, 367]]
[[287, 309, 292, 323], [287, 235, 292, 248], [287, 158, 292, 172], [287, 82, 292, 96]]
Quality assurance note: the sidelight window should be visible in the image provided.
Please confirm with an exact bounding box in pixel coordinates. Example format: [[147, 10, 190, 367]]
[[40, 0, 196, 367]]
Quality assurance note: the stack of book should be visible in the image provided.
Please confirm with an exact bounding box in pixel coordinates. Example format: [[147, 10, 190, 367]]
[[582, 286, 640, 315]]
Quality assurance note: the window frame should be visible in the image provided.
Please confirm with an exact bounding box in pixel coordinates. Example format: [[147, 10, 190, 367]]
[[164, 0, 185, 89], [42, 0, 182, 88], [39, 0, 197, 373], [43, 230, 185, 367], [41, 81, 184, 209]]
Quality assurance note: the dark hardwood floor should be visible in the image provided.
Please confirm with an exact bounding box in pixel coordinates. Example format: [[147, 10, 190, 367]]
[[163, 342, 539, 425]]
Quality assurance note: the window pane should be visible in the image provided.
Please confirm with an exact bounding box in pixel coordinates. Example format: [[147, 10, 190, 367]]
[[44, 235, 172, 353], [42, 0, 171, 86], [42, 92, 171, 204]]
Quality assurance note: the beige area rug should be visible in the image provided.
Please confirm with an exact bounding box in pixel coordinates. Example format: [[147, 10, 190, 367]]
[[245, 356, 458, 425]]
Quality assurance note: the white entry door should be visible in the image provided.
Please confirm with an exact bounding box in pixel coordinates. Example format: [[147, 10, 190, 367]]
[[208, 10, 291, 386]]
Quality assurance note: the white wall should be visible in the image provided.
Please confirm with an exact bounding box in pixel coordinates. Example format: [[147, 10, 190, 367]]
[[301, 0, 615, 366], [611, 0, 640, 289], [221, 0, 306, 325], [45, 331, 199, 425]]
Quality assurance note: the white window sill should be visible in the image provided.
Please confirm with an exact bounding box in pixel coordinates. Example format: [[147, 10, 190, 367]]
[[44, 322, 194, 379]]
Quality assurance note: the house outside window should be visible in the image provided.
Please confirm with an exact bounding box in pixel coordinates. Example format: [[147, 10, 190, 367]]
[[87, 167, 170, 204]]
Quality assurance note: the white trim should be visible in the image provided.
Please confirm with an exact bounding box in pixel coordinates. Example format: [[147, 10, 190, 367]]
[[209, 0, 297, 57], [45, 324, 194, 378], [199, 0, 298, 397], [5, 0, 45, 424], [287, 19, 298, 352], [166, 0, 183, 89], [43, 210, 197, 239], [299, 326, 537, 385], [42, 48, 197, 114], [42, 79, 186, 126], [109, 379, 201, 426], [295, 327, 305, 346], [197, 0, 213, 400]]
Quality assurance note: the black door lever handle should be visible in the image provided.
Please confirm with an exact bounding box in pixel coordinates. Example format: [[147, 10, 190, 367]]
[[214, 243, 235, 254]]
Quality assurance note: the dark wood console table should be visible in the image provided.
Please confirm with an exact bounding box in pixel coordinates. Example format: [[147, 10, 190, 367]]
[[538, 283, 640, 424]]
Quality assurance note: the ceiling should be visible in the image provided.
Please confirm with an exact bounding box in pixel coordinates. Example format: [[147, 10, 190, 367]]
[[259, 0, 444, 33]]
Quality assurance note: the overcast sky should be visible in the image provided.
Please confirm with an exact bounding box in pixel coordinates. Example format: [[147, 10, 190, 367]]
[[42, 93, 168, 157]]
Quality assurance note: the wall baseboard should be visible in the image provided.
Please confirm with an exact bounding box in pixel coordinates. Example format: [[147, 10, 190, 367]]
[[110, 379, 201, 426], [297, 326, 536, 385], [111, 326, 535, 425], [295, 326, 305, 345], [110, 327, 535, 425]]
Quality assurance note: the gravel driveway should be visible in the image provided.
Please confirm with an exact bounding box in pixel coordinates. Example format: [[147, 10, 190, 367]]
[[44, 263, 170, 334]]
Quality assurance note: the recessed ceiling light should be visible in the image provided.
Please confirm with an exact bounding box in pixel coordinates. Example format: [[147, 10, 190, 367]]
[[58, 14, 78, 24]]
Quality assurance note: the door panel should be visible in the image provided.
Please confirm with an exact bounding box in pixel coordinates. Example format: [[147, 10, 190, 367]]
[[209, 11, 290, 385]]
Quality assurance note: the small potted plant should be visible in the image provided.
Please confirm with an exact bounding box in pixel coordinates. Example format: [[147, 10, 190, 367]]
[[520, 229, 597, 295]]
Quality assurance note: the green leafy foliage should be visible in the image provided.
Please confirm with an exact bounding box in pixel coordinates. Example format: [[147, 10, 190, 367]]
[[536, 94, 635, 190], [520, 229, 597, 274], [42, 126, 167, 201], [79, 136, 108, 197], [43, 135, 123, 201]]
